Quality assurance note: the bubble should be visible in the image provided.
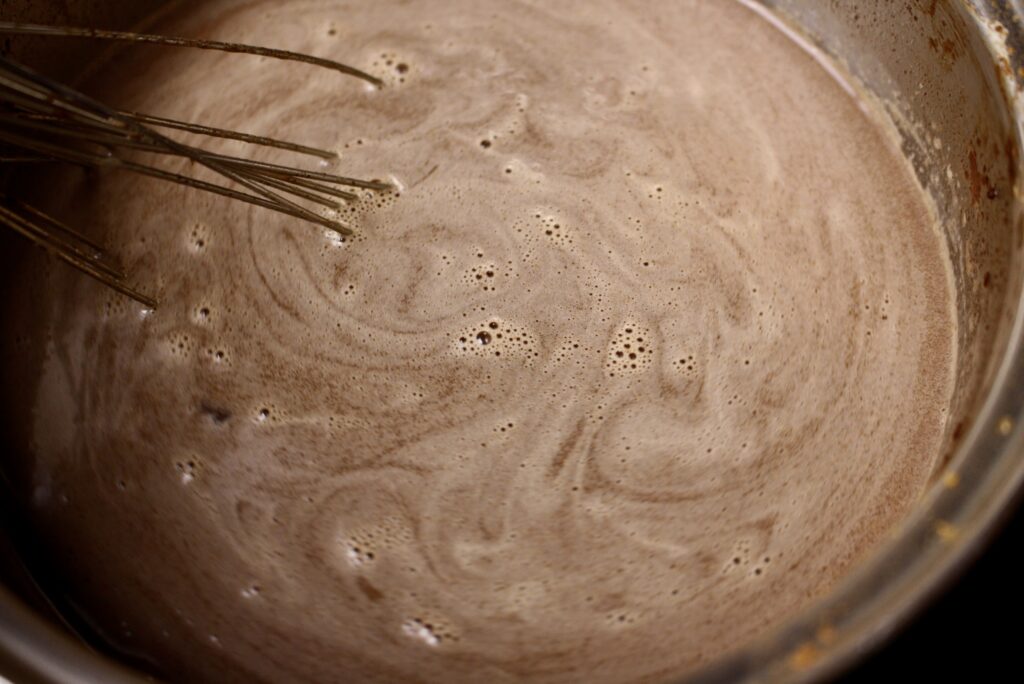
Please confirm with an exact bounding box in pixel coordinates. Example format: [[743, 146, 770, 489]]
[[604, 611, 639, 627], [346, 544, 376, 566], [402, 619, 441, 646], [462, 259, 507, 292], [167, 332, 195, 358], [241, 585, 261, 599], [175, 459, 198, 485], [187, 223, 210, 252], [324, 229, 346, 247]]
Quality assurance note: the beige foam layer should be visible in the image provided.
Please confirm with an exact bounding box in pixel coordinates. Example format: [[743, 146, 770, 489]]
[[13, 0, 955, 681]]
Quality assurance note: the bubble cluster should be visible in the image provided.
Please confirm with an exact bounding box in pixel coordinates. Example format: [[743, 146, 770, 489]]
[[461, 259, 509, 292], [605, 611, 639, 627], [401, 617, 458, 646], [534, 212, 576, 249], [546, 338, 593, 371], [672, 354, 697, 374], [333, 184, 402, 237], [492, 421, 516, 434], [174, 458, 199, 485], [605, 321, 654, 376], [241, 585, 261, 599], [345, 542, 377, 566], [339, 518, 414, 569], [369, 51, 413, 87], [324, 413, 370, 435], [453, 318, 540, 362], [646, 184, 666, 201], [187, 223, 210, 253], [103, 290, 132, 318], [204, 346, 229, 365], [722, 539, 773, 579], [166, 331, 195, 358]]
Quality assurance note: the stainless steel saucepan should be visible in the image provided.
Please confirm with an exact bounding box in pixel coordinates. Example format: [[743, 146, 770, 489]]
[[2, 0, 1024, 681]]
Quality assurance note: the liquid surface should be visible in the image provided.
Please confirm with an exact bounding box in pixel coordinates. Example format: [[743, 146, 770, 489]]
[[0, 0, 956, 681]]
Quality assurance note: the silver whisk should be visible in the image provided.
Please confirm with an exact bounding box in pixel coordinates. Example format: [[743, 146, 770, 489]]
[[0, 22, 390, 308]]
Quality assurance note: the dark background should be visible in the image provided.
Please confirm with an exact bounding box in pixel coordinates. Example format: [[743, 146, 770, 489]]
[[840, 499, 1023, 682]]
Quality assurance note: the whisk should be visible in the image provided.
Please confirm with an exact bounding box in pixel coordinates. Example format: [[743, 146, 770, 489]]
[[0, 22, 390, 308]]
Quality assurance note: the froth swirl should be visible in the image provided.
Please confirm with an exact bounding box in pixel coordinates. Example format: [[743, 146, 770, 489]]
[[12, 0, 955, 682]]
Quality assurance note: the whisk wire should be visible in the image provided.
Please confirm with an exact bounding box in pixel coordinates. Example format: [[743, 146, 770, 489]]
[[236, 172, 345, 209], [0, 201, 157, 308], [125, 111, 338, 160], [0, 123, 346, 231], [0, 203, 120, 277], [1, 23, 386, 307], [9, 197, 110, 256], [2, 111, 357, 204], [0, 22, 384, 88]]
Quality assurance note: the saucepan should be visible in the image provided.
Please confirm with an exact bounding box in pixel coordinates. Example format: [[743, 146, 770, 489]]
[[1, 0, 1023, 681]]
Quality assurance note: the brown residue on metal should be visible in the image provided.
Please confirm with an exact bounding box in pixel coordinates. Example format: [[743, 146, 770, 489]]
[[922, 0, 968, 69], [934, 520, 960, 542], [788, 642, 822, 672], [997, 415, 1014, 435], [998, 55, 1014, 78], [942, 470, 961, 489], [787, 622, 838, 672], [928, 35, 963, 66], [966, 148, 993, 204]]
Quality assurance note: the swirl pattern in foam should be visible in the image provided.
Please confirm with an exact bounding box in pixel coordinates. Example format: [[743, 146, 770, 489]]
[[4, 0, 955, 681]]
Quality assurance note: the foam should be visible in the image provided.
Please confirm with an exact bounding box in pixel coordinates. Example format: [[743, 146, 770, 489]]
[[2, 0, 956, 681]]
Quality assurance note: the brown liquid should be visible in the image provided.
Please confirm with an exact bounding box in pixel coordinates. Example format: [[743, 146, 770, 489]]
[[0, 0, 955, 682]]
